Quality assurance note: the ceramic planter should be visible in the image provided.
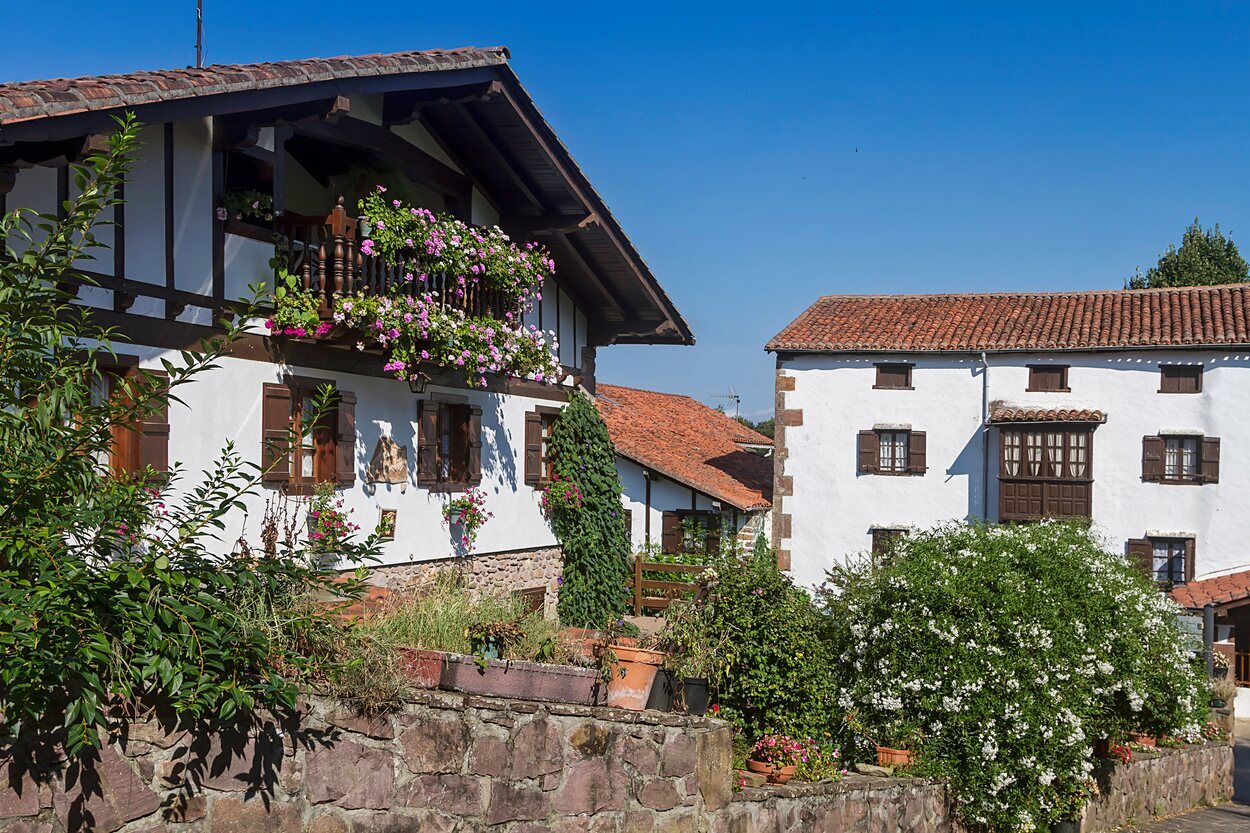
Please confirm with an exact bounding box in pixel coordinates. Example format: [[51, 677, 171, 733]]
[[395, 647, 445, 689], [605, 645, 665, 710], [469, 636, 506, 660], [875, 745, 915, 767], [645, 669, 709, 715], [745, 759, 797, 784], [439, 653, 605, 706]]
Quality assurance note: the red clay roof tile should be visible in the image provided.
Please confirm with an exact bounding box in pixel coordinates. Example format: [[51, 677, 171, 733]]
[[1171, 570, 1250, 610], [0, 47, 509, 126], [595, 384, 772, 512], [767, 285, 1250, 353], [988, 408, 1107, 424]]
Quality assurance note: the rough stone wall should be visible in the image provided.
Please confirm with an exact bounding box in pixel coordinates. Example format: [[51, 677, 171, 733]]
[[366, 546, 563, 615], [0, 693, 1231, 833], [1080, 741, 1234, 832]]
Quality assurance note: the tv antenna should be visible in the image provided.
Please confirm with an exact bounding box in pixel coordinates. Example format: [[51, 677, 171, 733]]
[[711, 386, 741, 419], [195, 0, 205, 68]]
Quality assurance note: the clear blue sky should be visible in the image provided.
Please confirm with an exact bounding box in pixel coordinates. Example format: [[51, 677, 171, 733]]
[[5, 2, 1250, 418]]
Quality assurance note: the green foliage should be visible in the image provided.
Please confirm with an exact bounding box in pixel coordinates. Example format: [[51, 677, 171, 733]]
[[735, 415, 775, 440], [823, 521, 1209, 831], [694, 548, 841, 740], [362, 571, 573, 663], [1126, 218, 1250, 288], [0, 115, 379, 757], [547, 394, 632, 627]]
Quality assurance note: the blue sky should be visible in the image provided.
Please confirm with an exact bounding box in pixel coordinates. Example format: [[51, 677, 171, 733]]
[[5, 2, 1250, 417]]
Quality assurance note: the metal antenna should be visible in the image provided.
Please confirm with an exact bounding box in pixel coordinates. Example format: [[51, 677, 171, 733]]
[[195, 0, 204, 68], [710, 386, 741, 419]]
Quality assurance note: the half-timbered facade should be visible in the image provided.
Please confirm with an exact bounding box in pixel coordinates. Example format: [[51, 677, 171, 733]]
[[767, 285, 1250, 591], [0, 48, 691, 600]]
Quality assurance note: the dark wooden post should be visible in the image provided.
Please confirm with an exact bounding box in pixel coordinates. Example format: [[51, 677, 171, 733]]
[[633, 555, 643, 617]]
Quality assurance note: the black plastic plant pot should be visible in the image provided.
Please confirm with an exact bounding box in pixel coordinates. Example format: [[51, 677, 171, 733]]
[[1052, 820, 1080, 833], [645, 669, 710, 715]]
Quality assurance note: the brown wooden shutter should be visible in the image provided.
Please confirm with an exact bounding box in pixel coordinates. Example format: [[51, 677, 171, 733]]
[[623, 508, 633, 538], [1126, 538, 1153, 578], [524, 411, 543, 486], [137, 369, 170, 480], [417, 399, 438, 487], [261, 383, 292, 484], [661, 511, 681, 554], [1141, 436, 1164, 482], [1185, 538, 1196, 583], [1201, 437, 1220, 483], [908, 431, 927, 475], [335, 390, 357, 486], [857, 430, 879, 473], [467, 405, 483, 484]]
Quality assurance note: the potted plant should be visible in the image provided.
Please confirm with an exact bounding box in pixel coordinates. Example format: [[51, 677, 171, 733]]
[[849, 713, 921, 768], [651, 596, 724, 715], [466, 618, 525, 662], [746, 734, 815, 784], [596, 621, 665, 711], [1213, 650, 1230, 679], [307, 482, 361, 556], [443, 486, 492, 553]]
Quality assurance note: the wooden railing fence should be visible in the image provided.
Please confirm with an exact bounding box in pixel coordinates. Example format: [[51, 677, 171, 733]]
[[630, 556, 706, 616]]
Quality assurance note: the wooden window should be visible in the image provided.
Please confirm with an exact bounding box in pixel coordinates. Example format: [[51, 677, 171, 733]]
[[261, 378, 355, 495], [524, 407, 560, 487], [858, 429, 926, 475], [871, 527, 906, 555], [1159, 365, 1202, 394], [659, 510, 721, 555], [1128, 537, 1194, 586], [417, 398, 482, 491], [94, 363, 170, 482], [623, 508, 633, 539], [874, 363, 913, 390], [1143, 435, 1219, 484], [514, 587, 546, 614], [998, 427, 1094, 522], [1027, 365, 1069, 392]]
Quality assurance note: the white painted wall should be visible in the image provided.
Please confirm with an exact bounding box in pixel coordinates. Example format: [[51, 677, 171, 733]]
[[616, 455, 752, 553], [109, 339, 562, 567], [172, 118, 214, 298], [779, 350, 1250, 589]]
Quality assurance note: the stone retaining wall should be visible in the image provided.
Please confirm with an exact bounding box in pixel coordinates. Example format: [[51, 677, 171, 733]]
[[366, 546, 563, 615], [1080, 741, 1233, 832], [0, 691, 1232, 833]]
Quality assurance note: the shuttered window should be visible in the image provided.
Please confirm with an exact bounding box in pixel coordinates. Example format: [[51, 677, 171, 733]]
[[260, 378, 355, 494], [1027, 365, 1069, 392], [95, 363, 170, 482], [998, 427, 1094, 522], [871, 527, 906, 556], [874, 363, 913, 390], [1128, 537, 1194, 586], [418, 398, 482, 491], [659, 510, 722, 556], [524, 407, 560, 487], [1159, 365, 1202, 394], [858, 429, 926, 475], [1142, 435, 1219, 484]]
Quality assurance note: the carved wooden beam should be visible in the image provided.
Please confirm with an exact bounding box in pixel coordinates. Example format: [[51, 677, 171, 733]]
[[502, 213, 599, 236]]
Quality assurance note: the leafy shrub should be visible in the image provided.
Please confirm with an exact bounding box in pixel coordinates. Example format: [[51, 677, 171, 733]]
[[546, 394, 632, 627], [823, 521, 1208, 831], [0, 116, 378, 757], [694, 549, 841, 740]]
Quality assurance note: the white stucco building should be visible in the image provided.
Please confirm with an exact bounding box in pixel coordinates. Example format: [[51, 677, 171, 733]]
[[594, 384, 772, 556], [0, 47, 691, 606], [767, 286, 1250, 593]]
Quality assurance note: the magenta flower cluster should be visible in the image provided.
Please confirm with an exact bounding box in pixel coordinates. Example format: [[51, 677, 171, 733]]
[[750, 734, 821, 769], [442, 486, 493, 552]]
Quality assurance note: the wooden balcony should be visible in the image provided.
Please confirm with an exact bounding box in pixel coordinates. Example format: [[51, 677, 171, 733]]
[[275, 197, 510, 322]]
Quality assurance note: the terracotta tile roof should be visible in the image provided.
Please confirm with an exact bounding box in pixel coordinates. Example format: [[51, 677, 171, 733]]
[[0, 47, 509, 126], [989, 407, 1107, 424], [1171, 569, 1250, 611], [595, 384, 773, 512], [767, 285, 1250, 353]]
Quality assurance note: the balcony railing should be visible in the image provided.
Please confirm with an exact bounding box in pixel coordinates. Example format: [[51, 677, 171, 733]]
[[274, 197, 509, 321]]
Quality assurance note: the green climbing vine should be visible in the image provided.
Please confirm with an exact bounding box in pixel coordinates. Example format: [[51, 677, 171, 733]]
[[544, 393, 632, 627]]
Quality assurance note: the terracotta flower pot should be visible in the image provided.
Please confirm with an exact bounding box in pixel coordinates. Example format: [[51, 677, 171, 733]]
[[605, 645, 665, 710], [745, 759, 796, 784], [876, 745, 914, 767], [395, 647, 444, 689], [1128, 732, 1156, 747]]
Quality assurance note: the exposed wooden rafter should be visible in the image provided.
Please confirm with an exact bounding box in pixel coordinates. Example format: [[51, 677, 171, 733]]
[[0, 133, 108, 168], [554, 232, 629, 316], [502, 212, 599, 236]]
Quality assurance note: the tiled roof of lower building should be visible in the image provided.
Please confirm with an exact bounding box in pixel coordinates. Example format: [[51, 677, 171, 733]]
[[767, 284, 1250, 353], [595, 384, 773, 512], [1171, 569, 1250, 611], [989, 408, 1107, 424]]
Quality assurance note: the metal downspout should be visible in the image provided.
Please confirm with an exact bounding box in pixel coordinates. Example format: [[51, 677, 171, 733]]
[[980, 351, 990, 521]]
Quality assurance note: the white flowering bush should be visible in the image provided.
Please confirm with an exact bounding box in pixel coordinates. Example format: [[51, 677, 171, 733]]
[[823, 522, 1208, 832]]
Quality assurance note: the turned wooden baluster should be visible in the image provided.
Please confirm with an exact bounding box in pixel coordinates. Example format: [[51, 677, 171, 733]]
[[299, 226, 313, 295], [329, 197, 347, 307]]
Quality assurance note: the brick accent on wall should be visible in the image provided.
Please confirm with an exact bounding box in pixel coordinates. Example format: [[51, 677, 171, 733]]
[[771, 359, 799, 571]]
